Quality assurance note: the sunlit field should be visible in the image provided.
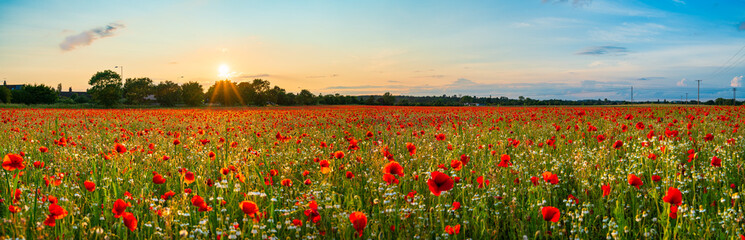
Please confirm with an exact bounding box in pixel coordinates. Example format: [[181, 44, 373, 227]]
[[1, 106, 744, 239]]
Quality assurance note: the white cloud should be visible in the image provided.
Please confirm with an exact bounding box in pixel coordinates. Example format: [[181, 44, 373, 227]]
[[59, 23, 125, 51], [732, 76, 743, 87], [677, 78, 687, 87]]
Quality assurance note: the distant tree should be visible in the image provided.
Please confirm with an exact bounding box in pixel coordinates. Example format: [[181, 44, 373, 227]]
[[57, 83, 62, 93], [88, 70, 123, 107], [181, 81, 205, 106], [0, 86, 11, 103], [364, 96, 376, 105], [123, 78, 154, 104], [70, 93, 91, 104], [296, 89, 315, 105], [251, 79, 270, 105], [11, 84, 57, 104], [237, 82, 256, 105], [155, 81, 182, 107], [206, 80, 242, 106], [382, 92, 396, 105]]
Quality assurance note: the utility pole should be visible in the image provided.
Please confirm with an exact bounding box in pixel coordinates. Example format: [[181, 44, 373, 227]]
[[685, 93, 688, 104], [695, 80, 702, 105], [630, 86, 633, 103], [115, 66, 124, 80]]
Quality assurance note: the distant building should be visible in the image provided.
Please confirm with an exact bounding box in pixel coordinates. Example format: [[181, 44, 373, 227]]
[[2, 81, 23, 90], [58, 86, 89, 98]]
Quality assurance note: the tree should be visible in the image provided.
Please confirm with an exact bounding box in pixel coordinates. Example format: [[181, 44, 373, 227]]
[[11, 84, 57, 104], [251, 79, 270, 105], [296, 89, 316, 105], [381, 92, 396, 105], [181, 81, 205, 106], [155, 81, 182, 107], [206, 80, 242, 106], [237, 82, 256, 105], [0, 86, 10, 103], [88, 70, 123, 107], [123, 78, 154, 105]]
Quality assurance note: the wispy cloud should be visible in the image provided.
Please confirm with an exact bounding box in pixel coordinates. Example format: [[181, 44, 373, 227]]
[[732, 76, 743, 87], [306, 74, 338, 79], [636, 77, 665, 81], [589, 23, 667, 43], [59, 22, 125, 51], [237, 74, 270, 79], [576, 46, 629, 56], [677, 78, 687, 87], [541, 0, 592, 7]]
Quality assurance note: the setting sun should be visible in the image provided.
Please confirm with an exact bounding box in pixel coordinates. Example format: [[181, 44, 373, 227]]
[[218, 64, 230, 79]]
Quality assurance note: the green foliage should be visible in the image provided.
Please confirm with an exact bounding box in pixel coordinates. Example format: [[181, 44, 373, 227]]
[[181, 81, 205, 106], [10, 84, 57, 104], [155, 81, 182, 107], [88, 70, 123, 107], [123, 78, 154, 104], [0, 86, 11, 103], [206, 80, 242, 106], [296, 89, 316, 105]]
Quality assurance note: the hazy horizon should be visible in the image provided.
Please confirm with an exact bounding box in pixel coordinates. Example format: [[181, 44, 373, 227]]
[[1, 0, 744, 101]]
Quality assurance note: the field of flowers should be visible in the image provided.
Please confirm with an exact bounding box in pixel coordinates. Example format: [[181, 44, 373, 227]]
[[0, 106, 744, 239]]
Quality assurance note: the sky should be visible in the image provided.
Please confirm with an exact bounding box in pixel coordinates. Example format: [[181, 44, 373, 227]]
[[1, 0, 745, 101]]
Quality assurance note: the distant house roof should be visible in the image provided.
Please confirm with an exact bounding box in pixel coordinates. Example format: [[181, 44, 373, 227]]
[[2, 81, 23, 90]]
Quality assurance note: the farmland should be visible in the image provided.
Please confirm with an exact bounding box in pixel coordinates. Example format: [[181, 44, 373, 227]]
[[1, 106, 744, 239]]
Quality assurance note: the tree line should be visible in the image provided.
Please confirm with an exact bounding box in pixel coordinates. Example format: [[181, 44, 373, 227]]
[[1, 69, 741, 106]]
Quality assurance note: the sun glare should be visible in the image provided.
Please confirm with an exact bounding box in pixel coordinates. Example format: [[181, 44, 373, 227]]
[[218, 64, 230, 79]]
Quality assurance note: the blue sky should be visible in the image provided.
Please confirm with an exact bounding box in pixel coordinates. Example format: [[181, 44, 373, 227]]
[[1, 0, 744, 100]]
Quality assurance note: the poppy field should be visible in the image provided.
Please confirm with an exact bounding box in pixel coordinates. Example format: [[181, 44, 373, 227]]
[[1, 106, 744, 239]]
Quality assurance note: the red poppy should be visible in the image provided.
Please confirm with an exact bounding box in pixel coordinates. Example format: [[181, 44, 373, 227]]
[[383, 173, 399, 185], [652, 175, 661, 182], [191, 195, 212, 212], [450, 159, 463, 170], [240, 201, 259, 217], [405, 142, 416, 156], [334, 151, 345, 159], [612, 140, 623, 149], [173, 139, 181, 145], [304, 201, 321, 223], [498, 154, 512, 168], [152, 173, 166, 184], [346, 171, 354, 179], [460, 155, 470, 165], [319, 160, 331, 174], [662, 187, 682, 206], [541, 206, 560, 222], [2, 153, 25, 171], [122, 212, 137, 231], [43, 203, 68, 227], [427, 171, 454, 196], [349, 211, 368, 237], [112, 199, 128, 218], [444, 224, 461, 235], [184, 171, 195, 184], [704, 133, 714, 142], [601, 184, 610, 197], [542, 171, 559, 184], [383, 161, 404, 177], [281, 178, 293, 187], [208, 151, 216, 159], [711, 156, 721, 167], [8, 205, 21, 213], [451, 201, 461, 210], [39, 146, 48, 153], [476, 176, 489, 188], [530, 176, 539, 186], [84, 180, 95, 192], [435, 133, 446, 141], [161, 191, 175, 200], [292, 219, 302, 227], [627, 174, 643, 189], [114, 143, 127, 154]]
